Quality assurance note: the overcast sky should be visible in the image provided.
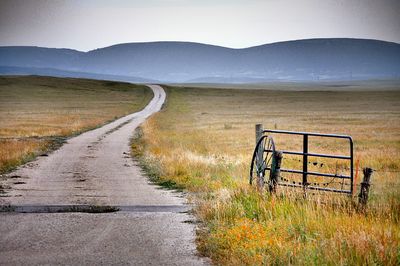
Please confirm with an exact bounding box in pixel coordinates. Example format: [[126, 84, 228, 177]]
[[0, 0, 399, 51]]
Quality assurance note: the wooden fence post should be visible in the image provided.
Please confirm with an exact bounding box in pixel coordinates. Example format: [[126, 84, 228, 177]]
[[269, 150, 282, 194], [358, 167, 373, 207], [255, 124, 264, 191]]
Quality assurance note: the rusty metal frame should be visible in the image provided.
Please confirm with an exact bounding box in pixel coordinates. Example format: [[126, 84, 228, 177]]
[[262, 129, 354, 195]]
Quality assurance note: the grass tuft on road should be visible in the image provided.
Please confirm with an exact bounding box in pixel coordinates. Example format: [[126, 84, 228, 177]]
[[132, 85, 400, 265]]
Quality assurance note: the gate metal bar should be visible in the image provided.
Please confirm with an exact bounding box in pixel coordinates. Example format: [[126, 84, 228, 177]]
[[263, 129, 354, 195]]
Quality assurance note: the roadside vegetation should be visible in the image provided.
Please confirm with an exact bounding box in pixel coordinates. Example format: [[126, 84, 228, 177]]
[[0, 76, 152, 174], [132, 85, 400, 265]]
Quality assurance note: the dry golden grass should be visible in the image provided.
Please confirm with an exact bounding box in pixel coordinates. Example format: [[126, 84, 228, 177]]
[[0, 76, 152, 173], [133, 84, 400, 265]]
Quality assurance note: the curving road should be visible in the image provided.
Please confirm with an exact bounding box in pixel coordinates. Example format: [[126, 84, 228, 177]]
[[0, 85, 208, 265]]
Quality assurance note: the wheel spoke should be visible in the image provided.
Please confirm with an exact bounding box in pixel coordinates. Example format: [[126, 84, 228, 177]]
[[266, 153, 272, 166]]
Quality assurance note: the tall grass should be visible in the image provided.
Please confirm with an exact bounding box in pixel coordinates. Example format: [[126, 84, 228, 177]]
[[132, 85, 400, 265]]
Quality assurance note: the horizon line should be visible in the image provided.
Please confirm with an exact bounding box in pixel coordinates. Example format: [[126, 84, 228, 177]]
[[1, 37, 399, 53]]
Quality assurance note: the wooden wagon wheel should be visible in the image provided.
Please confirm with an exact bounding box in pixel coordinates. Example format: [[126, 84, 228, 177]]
[[249, 135, 276, 186]]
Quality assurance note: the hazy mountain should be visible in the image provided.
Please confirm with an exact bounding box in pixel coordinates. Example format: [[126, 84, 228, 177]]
[[0, 66, 156, 83], [1, 38, 399, 83]]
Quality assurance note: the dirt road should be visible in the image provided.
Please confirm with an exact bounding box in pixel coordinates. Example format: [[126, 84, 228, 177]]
[[0, 85, 207, 265]]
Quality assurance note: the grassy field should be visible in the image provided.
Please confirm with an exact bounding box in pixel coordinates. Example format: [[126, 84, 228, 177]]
[[132, 84, 400, 265], [0, 76, 152, 174]]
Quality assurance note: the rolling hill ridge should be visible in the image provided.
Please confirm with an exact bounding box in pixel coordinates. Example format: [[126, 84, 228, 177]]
[[1, 38, 399, 83]]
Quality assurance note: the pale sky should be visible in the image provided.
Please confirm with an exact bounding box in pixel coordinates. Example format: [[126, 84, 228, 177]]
[[0, 0, 399, 51]]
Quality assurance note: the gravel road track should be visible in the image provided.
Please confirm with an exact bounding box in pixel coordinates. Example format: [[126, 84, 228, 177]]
[[0, 85, 208, 265]]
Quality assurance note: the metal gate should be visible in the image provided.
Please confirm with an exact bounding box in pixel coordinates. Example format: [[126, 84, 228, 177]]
[[250, 128, 354, 195]]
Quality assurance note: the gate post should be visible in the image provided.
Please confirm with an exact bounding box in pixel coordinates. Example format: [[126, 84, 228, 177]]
[[302, 134, 309, 197], [255, 124, 264, 191], [359, 167, 373, 207], [269, 151, 282, 194]]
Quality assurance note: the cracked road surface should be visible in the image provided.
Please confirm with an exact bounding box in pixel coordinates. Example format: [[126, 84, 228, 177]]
[[0, 85, 208, 265]]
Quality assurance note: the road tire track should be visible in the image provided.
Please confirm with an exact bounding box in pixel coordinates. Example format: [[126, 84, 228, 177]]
[[0, 85, 208, 265]]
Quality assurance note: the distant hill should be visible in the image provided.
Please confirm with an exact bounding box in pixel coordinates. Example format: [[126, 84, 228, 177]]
[[1, 38, 399, 83], [0, 66, 156, 83]]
